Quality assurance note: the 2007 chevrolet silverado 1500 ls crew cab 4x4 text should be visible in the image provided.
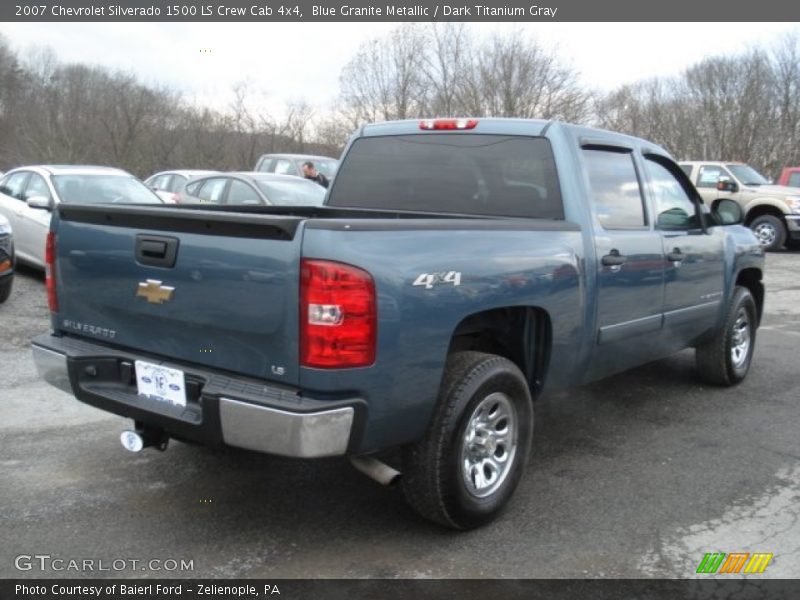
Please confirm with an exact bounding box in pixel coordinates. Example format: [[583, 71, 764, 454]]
[[32, 119, 764, 529]]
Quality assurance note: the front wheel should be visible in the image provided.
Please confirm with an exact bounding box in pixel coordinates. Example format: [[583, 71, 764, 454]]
[[401, 351, 533, 529], [696, 286, 757, 386], [749, 214, 786, 251]]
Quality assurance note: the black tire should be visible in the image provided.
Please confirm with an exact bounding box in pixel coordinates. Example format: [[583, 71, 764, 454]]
[[695, 286, 757, 386], [786, 238, 800, 251], [0, 277, 12, 304], [401, 351, 534, 530], [749, 214, 786, 251]]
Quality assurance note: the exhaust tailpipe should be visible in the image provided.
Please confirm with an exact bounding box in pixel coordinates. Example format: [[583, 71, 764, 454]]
[[120, 428, 169, 452], [349, 456, 402, 486]]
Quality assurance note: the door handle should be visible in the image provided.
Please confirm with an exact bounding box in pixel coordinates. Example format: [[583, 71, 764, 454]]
[[667, 248, 686, 262], [601, 250, 626, 267]]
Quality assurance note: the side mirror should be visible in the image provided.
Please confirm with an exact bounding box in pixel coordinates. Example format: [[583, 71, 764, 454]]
[[716, 178, 739, 193], [26, 195, 52, 210], [711, 198, 743, 225]]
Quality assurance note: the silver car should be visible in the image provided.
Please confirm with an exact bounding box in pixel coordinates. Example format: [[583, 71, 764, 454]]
[[180, 172, 326, 206], [144, 169, 220, 203], [0, 165, 162, 268]]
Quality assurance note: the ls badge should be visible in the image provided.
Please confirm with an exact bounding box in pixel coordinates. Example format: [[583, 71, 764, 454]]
[[136, 279, 175, 304]]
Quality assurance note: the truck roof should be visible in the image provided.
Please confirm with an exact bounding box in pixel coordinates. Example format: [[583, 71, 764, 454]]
[[358, 118, 672, 157], [678, 161, 747, 167]]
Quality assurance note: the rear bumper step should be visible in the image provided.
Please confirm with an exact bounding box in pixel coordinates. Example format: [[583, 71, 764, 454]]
[[32, 334, 362, 458]]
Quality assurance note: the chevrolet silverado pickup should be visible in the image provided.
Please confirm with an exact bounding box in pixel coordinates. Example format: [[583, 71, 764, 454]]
[[33, 119, 765, 529]]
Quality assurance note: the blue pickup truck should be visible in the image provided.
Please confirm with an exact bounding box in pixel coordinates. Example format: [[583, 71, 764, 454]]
[[32, 119, 764, 529]]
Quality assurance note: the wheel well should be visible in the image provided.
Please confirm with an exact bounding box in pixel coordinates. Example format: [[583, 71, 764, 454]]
[[447, 307, 551, 397], [736, 268, 764, 325], [744, 204, 785, 226]]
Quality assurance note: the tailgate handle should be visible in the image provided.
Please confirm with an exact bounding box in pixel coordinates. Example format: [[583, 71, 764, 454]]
[[141, 240, 167, 258], [135, 235, 179, 268]]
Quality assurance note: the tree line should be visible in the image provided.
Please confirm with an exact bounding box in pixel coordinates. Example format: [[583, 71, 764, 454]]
[[0, 25, 798, 179]]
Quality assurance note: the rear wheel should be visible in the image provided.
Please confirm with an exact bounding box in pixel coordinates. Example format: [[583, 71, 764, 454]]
[[401, 351, 533, 529], [0, 277, 12, 304], [749, 214, 786, 251], [696, 286, 757, 386]]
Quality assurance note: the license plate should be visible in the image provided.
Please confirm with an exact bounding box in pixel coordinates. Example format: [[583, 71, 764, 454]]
[[135, 360, 187, 407]]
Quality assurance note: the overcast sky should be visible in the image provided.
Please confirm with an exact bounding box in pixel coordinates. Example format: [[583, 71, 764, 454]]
[[1, 22, 796, 117]]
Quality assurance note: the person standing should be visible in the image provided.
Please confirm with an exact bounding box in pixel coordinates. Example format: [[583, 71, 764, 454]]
[[302, 161, 330, 188]]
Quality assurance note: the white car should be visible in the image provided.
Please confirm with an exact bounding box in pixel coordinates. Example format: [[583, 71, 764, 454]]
[[0, 165, 162, 269], [144, 170, 220, 203]]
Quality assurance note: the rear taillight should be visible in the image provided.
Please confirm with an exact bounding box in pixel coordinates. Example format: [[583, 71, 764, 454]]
[[419, 118, 478, 130], [300, 259, 376, 369], [45, 231, 58, 312]]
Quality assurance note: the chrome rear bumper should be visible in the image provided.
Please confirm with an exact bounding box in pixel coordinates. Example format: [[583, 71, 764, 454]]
[[32, 336, 357, 458]]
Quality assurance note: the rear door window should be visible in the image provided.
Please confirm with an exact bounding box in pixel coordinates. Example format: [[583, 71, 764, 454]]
[[197, 178, 228, 204], [327, 134, 563, 219], [582, 149, 646, 229], [167, 175, 187, 193], [226, 180, 263, 205], [788, 172, 800, 187], [0, 172, 31, 201]]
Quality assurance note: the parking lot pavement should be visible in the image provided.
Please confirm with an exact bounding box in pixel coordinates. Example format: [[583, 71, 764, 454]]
[[1, 254, 799, 579]]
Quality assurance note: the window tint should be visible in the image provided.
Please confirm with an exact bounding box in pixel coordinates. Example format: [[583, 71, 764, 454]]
[[196, 178, 227, 203], [1, 172, 30, 200], [645, 158, 701, 230], [583, 149, 645, 229], [185, 180, 202, 196], [273, 159, 295, 175], [328, 135, 563, 219], [227, 180, 263, 205], [167, 175, 187, 193], [25, 173, 52, 201], [789, 172, 800, 188], [696, 165, 726, 188], [148, 174, 171, 191]]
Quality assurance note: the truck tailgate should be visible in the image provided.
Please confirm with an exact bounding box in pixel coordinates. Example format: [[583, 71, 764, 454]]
[[53, 205, 304, 385]]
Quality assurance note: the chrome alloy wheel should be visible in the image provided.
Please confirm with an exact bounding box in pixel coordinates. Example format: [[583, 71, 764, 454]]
[[460, 392, 518, 498], [753, 222, 777, 246], [730, 307, 751, 368]]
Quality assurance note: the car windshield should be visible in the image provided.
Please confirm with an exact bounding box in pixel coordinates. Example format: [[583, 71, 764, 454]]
[[53, 174, 162, 204], [726, 164, 769, 186], [255, 179, 326, 206]]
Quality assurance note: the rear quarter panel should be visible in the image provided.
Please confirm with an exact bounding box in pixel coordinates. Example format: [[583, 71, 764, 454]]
[[299, 222, 584, 452]]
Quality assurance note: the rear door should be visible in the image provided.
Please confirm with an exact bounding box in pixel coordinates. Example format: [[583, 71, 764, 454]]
[[581, 146, 667, 377]]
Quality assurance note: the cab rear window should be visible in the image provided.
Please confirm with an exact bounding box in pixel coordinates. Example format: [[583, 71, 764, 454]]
[[327, 134, 563, 219]]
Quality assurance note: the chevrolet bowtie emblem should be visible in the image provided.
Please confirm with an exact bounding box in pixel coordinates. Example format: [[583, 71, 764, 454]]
[[136, 279, 175, 304]]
